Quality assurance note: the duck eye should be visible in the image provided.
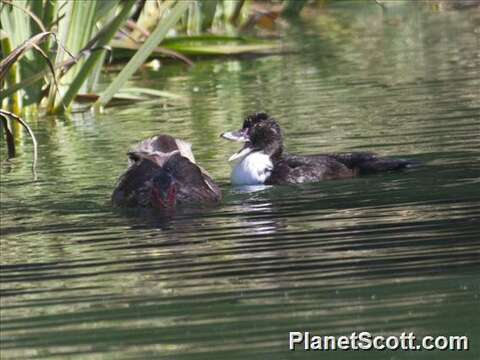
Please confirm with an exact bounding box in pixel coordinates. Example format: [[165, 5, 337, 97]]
[[128, 152, 140, 162]]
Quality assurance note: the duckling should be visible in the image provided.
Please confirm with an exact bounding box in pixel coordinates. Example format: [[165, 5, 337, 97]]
[[221, 112, 416, 185]]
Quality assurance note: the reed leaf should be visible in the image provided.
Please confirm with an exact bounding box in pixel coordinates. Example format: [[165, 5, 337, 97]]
[[0, 1, 30, 48], [160, 35, 282, 55], [0, 32, 56, 85], [229, 0, 246, 24], [41, 0, 56, 30], [52, 0, 136, 113], [163, 42, 282, 55], [3, 0, 47, 33], [186, 1, 201, 35], [0, 54, 75, 101], [95, 0, 192, 108], [130, 0, 175, 41], [119, 87, 186, 101], [47, 0, 99, 111], [199, 0, 218, 31], [0, 0, 45, 105], [0, 32, 55, 79], [109, 39, 194, 65], [282, 0, 309, 17], [0, 34, 22, 113], [111, 35, 281, 58]]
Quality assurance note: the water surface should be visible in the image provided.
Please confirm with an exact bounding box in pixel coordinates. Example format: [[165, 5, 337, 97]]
[[1, 3, 479, 359]]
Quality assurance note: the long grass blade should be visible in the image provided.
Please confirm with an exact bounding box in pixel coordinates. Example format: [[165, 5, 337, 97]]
[[1, 0, 54, 106], [0, 54, 75, 101], [229, 0, 245, 24], [0, 0, 31, 48], [111, 34, 280, 58], [282, 0, 308, 17], [186, 1, 201, 35], [110, 39, 194, 66], [119, 87, 186, 100], [0, 31, 62, 111], [41, 0, 56, 30], [95, 0, 192, 108], [47, 0, 99, 111], [0, 34, 22, 113], [0, 32, 54, 82], [2, 0, 47, 32], [53, 0, 136, 113], [199, 0, 218, 31], [159, 35, 282, 56]]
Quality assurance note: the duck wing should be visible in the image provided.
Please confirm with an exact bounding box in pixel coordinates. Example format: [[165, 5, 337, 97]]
[[112, 158, 165, 207], [165, 153, 222, 204], [267, 154, 354, 184], [283, 152, 416, 175]]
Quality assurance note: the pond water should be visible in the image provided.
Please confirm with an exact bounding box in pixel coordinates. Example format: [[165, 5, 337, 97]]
[[1, 3, 479, 359]]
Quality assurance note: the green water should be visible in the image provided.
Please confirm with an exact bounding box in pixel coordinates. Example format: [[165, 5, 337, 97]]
[[1, 3, 479, 359]]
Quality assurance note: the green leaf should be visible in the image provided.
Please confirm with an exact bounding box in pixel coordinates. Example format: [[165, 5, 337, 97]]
[[112, 35, 282, 57], [119, 87, 186, 101], [163, 42, 282, 55], [161, 35, 282, 55], [199, 0, 218, 31], [95, 0, 192, 108], [282, 0, 308, 17], [47, 0, 99, 111], [0, 0, 47, 105], [52, 0, 136, 113]]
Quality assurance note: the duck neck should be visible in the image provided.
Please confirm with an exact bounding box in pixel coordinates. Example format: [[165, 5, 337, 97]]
[[231, 150, 273, 186], [270, 146, 283, 162]]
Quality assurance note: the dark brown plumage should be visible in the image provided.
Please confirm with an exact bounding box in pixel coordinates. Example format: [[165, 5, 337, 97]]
[[112, 135, 221, 208]]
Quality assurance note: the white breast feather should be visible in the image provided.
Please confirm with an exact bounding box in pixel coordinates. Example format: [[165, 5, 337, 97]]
[[231, 151, 273, 185]]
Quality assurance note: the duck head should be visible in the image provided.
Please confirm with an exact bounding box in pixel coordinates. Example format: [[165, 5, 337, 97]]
[[221, 112, 283, 185], [221, 112, 283, 162]]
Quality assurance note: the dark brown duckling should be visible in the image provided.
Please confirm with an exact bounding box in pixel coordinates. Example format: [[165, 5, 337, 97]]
[[112, 135, 221, 208], [221, 112, 418, 185]]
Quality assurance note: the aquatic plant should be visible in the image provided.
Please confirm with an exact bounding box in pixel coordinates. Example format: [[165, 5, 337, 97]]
[[0, 0, 190, 114], [0, 0, 284, 115], [0, 0, 296, 167]]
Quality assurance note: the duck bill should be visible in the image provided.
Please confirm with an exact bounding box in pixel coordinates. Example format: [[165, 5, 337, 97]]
[[228, 143, 254, 162], [221, 130, 248, 142]]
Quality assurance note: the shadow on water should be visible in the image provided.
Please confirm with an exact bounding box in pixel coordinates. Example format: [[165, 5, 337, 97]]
[[1, 2, 480, 359]]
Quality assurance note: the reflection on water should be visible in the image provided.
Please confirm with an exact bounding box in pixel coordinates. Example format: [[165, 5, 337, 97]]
[[1, 3, 479, 359]]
